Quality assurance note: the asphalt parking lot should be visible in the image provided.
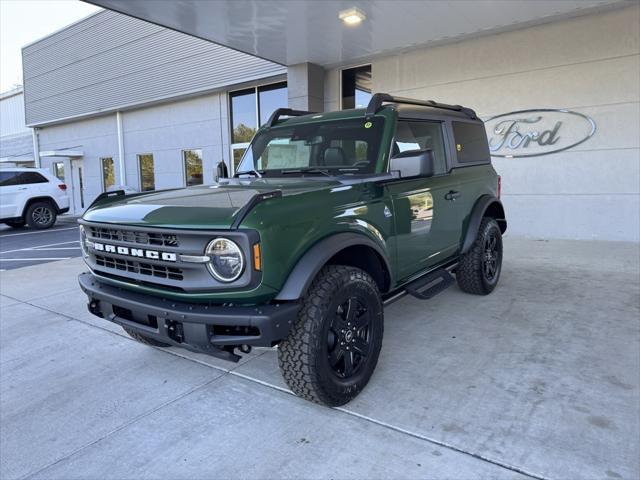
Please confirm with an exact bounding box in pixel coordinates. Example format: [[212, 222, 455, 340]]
[[1, 237, 639, 480], [0, 217, 81, 271]]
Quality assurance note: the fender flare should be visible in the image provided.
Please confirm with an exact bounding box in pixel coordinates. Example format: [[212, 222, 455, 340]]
[[275, 232, 392, 301], [461, 195, 507, 254]]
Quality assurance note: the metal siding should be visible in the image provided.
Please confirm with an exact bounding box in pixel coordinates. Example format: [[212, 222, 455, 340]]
[[0, 92, 29, 137], [23, 10, 285, 126]]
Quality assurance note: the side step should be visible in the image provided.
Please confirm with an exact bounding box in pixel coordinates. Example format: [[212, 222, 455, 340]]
[[405, 269, 455, 300]]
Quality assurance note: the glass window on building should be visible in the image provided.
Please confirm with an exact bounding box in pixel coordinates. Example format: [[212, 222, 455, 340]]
[[53, 162, 65, 181], [183, 149, 203, 186], [138, 154, 155, 191], [229, 82, 287, 175], [341, 65, 372, 109], [101, 157, 115, 191]]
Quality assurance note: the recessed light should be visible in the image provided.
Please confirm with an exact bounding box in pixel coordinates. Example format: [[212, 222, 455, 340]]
[[339, 7, 366, 26]]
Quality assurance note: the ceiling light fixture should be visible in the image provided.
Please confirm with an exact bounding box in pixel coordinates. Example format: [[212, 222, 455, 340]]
[[339, 7, 366, 26]]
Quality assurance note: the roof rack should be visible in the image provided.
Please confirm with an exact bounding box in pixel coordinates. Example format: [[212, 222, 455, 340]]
[[365, 93, 477, 120], [265, 108, 316, 128]]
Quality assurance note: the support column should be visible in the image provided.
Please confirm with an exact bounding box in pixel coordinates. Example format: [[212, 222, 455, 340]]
[[31, 128, 40, 168], [287, 63, 325, 112]]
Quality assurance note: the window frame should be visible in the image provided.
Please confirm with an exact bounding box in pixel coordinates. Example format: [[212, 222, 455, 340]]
[[228, 80, 288, 176], [182, 148, 204, 187], [100, 157, 115, 192], [52, 162, 65, 182], [137, 153, 155, 192]]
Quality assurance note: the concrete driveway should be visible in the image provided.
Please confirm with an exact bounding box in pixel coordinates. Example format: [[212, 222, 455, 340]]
[[1, 237, 638, 480]]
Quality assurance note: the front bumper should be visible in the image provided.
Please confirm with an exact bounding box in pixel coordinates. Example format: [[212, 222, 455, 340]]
[[79, 272, 300, 362]]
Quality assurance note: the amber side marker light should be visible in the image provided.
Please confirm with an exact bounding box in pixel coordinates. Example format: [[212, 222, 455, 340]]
[[253, 244, 262, 271]]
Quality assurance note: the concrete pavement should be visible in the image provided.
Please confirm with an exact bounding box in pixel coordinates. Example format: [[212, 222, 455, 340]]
[[1, 237, 639, 479]]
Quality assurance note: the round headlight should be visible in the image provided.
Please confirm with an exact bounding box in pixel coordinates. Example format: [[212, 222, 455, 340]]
[[205, 238, 244, 282], [79, 225, 88, 257]]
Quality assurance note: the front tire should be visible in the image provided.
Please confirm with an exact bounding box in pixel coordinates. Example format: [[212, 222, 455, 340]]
[[456, 217, 503, 295], [26, 201, 57, 229], [278, 265, 384, 406]]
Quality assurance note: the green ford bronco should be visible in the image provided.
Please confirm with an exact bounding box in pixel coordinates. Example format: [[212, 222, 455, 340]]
[[79, 93, 506, 406]]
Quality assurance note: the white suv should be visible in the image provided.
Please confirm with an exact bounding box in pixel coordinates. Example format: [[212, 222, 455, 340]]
[[0, 167, 70, 229]]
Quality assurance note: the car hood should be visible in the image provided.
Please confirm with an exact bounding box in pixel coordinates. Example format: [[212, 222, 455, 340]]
[[82, 178, 342, 229]]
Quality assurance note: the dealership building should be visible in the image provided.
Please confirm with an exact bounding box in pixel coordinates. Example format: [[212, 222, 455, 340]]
[[21, 1, 639, 241]]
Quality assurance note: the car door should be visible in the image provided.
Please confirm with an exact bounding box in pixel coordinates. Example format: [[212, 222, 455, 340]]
[[387, 120, 462, 281], [0, 170, 21, 219]]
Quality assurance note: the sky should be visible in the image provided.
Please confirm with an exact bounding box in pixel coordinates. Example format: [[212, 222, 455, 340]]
[[0, 0, 102, 92]]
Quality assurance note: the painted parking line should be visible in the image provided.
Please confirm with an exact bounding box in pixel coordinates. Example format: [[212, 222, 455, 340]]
[[33, 247, 81, 251], [0, 257, 71, 262], [0, 240, 79, 255], [0, 226, 78, 238]]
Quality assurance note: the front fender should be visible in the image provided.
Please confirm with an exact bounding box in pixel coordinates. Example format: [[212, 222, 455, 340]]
[[275, 232, 392, 301]]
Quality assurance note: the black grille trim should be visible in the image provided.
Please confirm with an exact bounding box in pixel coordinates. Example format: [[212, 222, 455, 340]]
[[89, 226, 178, 247], [95, 254, 184, 281]]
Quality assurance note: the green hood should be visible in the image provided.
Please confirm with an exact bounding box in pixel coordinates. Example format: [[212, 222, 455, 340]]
[[82, 178, 341, 229]]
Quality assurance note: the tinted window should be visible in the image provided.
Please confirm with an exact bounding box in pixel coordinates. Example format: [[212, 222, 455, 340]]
[[393, 121, 448, 174], [183, 149, 203, 186], [15, 172, 48, 185], [0, 171, 18, 186], [452, 121, 490, 164], [138, 154, 155, 191], [342, 65, 372, 109], [230, 88, 257, 143], [258, 83, 288, 125]]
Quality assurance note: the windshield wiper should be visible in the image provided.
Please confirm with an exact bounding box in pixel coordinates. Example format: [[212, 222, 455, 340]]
[[279, 168, 332, 177]]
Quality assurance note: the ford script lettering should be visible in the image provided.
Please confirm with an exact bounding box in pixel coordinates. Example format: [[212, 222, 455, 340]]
[[484, 109, 596, 158], [93, 242, 177, 262]]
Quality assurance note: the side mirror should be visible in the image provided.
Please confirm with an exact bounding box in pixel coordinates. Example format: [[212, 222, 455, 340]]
[[216, 160, 229, 180], [390, 149, 435, 179]]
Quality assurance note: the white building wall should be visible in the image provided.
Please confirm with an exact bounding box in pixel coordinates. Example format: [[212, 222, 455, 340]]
[[325, 5, 640, 241], [0, 89, 33, 164]]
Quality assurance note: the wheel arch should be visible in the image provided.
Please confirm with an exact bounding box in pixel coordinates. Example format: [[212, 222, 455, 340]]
[[460, 195, 507, 255], [274, 233, 392, 301], [21, 196, 60, 216]]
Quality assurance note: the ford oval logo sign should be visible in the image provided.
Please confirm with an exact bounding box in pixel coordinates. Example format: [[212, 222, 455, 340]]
[[485, 109, 596, 158]]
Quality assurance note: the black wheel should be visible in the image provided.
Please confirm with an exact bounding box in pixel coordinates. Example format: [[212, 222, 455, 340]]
[[278, 265, 383, 406], [456, 217, 503, 295], [122, 326, 171, 347], [25, 201, 57, 229], [5, 219, 25, 228]]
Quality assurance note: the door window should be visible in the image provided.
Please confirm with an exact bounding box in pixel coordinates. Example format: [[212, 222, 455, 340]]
[[14, 172, 48, 185], [0, 171, 19, 186], [393, 121, 448, 174], [53, 162, 65, 181], [137, 154, 155, 191]]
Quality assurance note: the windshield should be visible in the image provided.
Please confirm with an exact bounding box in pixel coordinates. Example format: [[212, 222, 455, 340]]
[[236, 117, 385, 176]]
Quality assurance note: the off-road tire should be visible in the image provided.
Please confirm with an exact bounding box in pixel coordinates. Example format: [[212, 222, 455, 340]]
[[25, 201, 57, 229], [457, 217, 503, 295], [122, 326, 171, 347], [5, 219, 26, 228], [278, 265, 384, 406]]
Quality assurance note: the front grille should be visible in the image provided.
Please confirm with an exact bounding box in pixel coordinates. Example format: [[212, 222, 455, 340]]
[[95, 254, 184, 281], [89, 226, 178, 247]]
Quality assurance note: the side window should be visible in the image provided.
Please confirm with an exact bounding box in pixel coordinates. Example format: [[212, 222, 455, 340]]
[[393, 121, 448, 174], [14, 172, 48, 185], [0, 171, 19, 186], [452, 121, 490, 164]]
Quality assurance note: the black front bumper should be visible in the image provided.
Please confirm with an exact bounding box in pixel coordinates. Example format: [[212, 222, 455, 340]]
[[79, 272, 300, 362]]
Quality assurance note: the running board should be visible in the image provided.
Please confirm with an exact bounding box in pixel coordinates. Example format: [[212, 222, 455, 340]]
[[405, 269, 455, 300]]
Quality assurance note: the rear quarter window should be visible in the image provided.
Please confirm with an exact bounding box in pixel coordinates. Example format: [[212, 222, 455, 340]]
[[452, 121, 491, 164], [14, 172, 49, 185]]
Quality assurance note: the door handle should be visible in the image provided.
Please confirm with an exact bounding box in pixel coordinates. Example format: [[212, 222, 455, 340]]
[[445, 190, 461, 201], [17, 187, 28, 191]]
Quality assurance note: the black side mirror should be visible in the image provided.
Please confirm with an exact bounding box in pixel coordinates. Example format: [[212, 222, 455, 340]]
[[216, 160, 229, 180], [390, 149, 435, 178]]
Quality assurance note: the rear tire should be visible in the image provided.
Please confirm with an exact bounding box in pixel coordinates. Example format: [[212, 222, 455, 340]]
[[278, 265, 383, 406], [25, 201, 57, 229], [456, 217, 503, 295], [122, 326, 171, 347], [5, 219, 25, 228]]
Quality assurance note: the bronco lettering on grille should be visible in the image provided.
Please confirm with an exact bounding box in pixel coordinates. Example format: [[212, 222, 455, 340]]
[[92, 242, 177, 262]]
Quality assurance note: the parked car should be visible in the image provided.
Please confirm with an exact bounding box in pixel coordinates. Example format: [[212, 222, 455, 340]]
[[0, 167, 70, 229], [78, 93, 506, 406]]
